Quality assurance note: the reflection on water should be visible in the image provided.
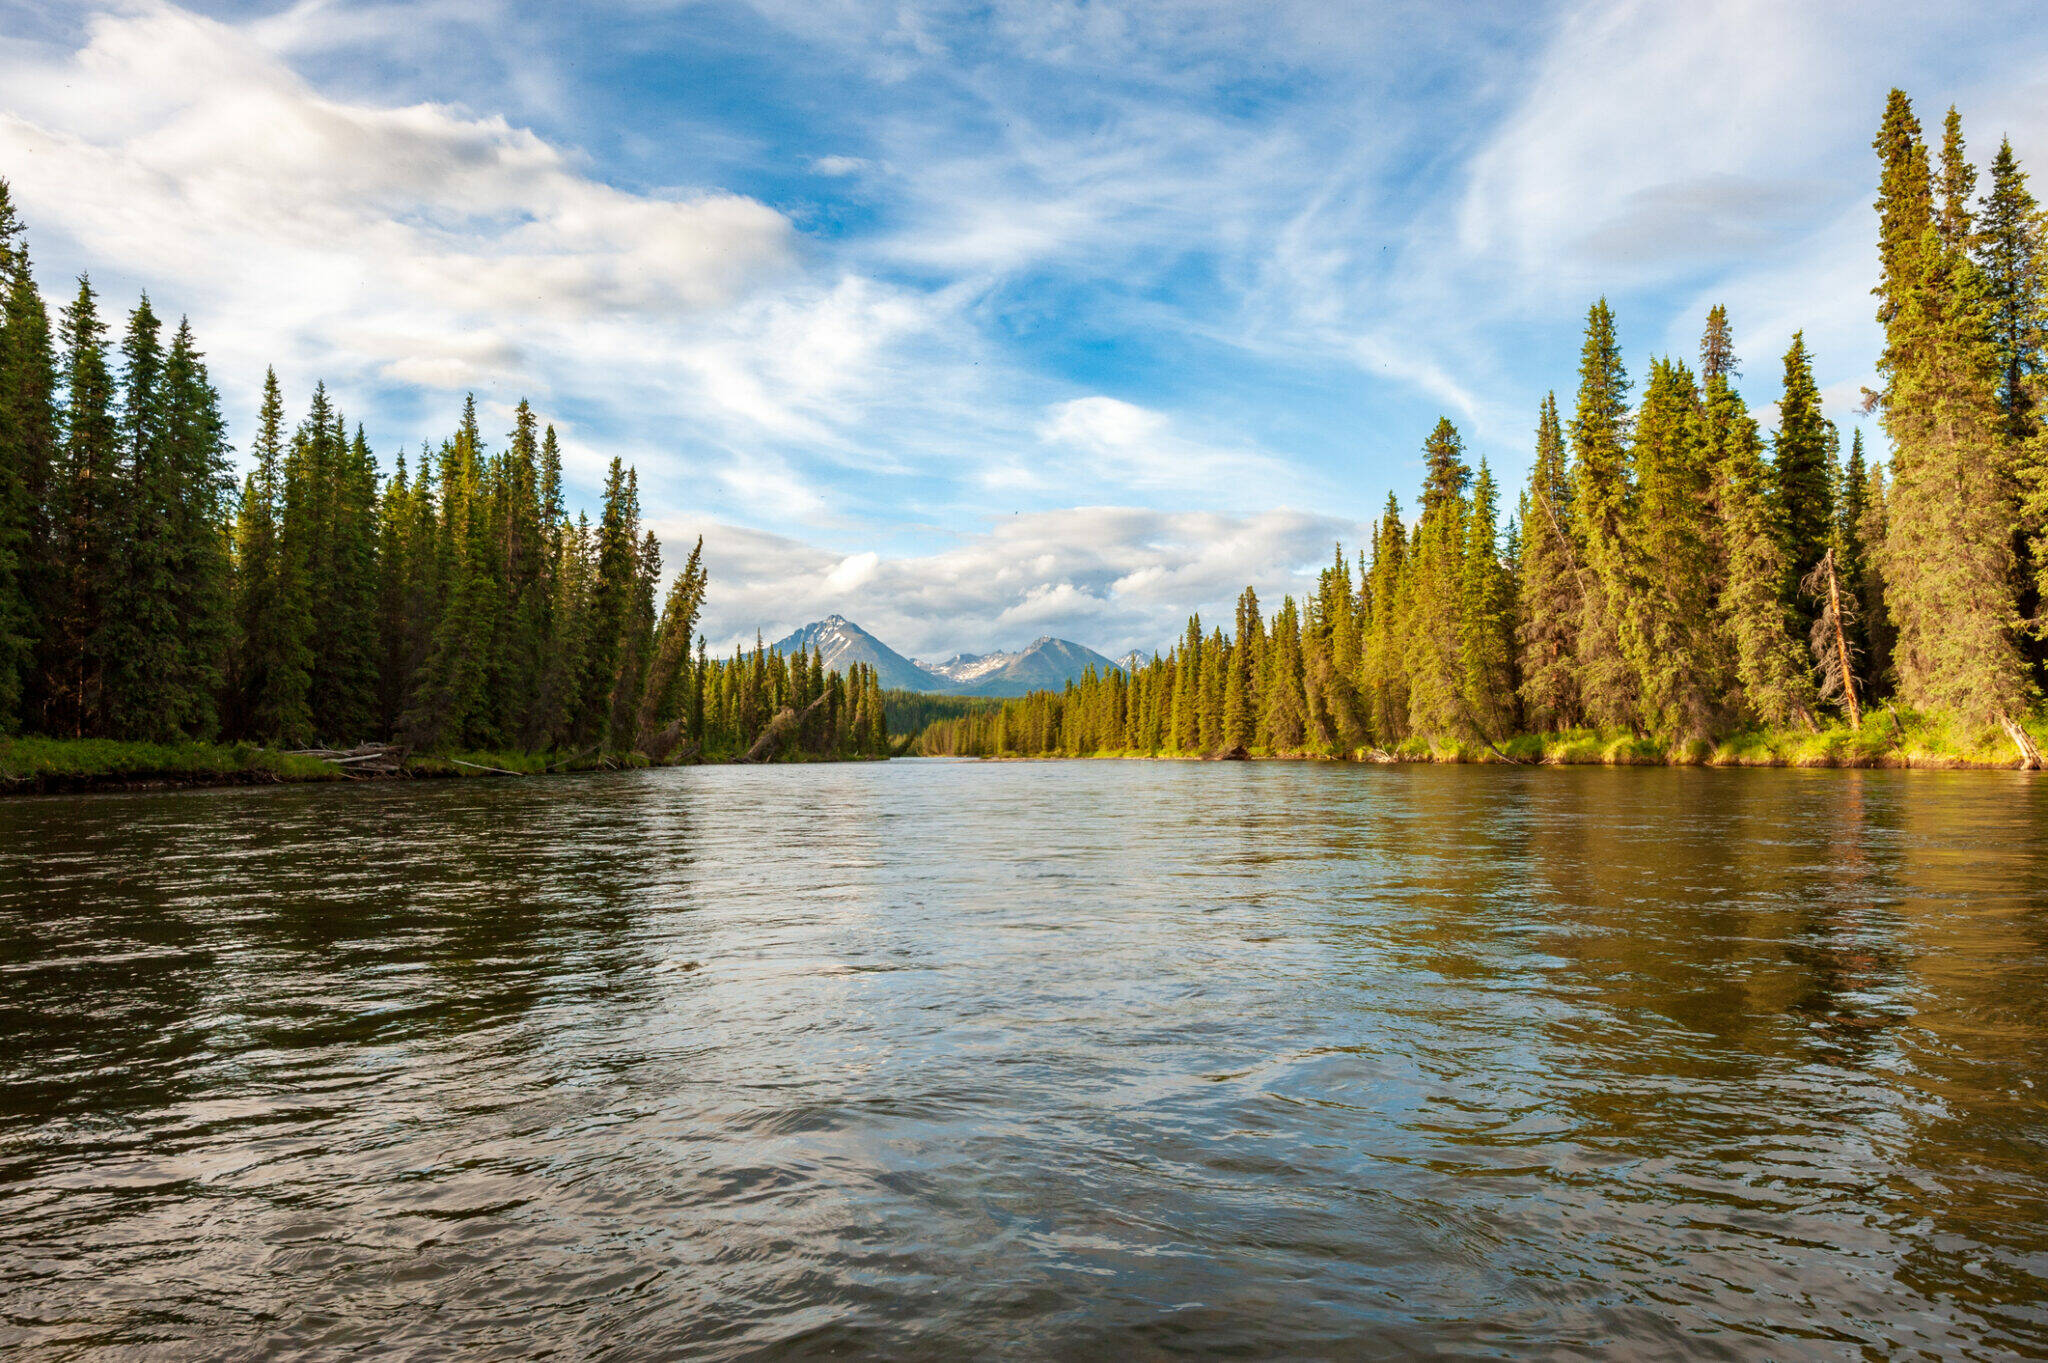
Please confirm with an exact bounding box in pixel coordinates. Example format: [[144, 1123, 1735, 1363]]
[[3, 762, 2046, 1358]]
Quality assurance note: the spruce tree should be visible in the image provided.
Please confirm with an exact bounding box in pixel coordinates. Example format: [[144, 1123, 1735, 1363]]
[[1772, 332, 1834, 581], [1705, 373, 1816, 729], [101, 294, 183, 737], [1936, 106, 1976, 248], [0, 182, 55, 730], [1627, 357, 1724, 737], [406, 408, 497, 749], [1567, 300, 1638, 729], [1874, 90, 1934, 337], [1458, 459, 1516, 740], [1834, 428, 1875, 697], [319, 423, 381, 740], [1976, 138, 2043, 440], [1881, 219, 2031, 724], [46, 278, 118, 735], [578, 457, 637, 748], [158, 319, 232, 737], [1875, 98, 2032, 727], [1403, 418, 1470, 737], [1362, 495, 1408, 742], [1516, 393, 1580, 729]]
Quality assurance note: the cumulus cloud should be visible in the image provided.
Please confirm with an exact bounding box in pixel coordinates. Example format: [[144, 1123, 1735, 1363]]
[[0, 4, 794, 379], [0, 0, 971, 516], [1028, 395, 1294, 498]]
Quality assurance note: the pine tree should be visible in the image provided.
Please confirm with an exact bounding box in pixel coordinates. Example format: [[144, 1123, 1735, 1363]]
[[1403, 418, 1471, 737], [158, 318, 232, 736], [0, 183, 56, 731], [1458, 460, 1516, 740], [1977, 138, 2043, 441], [1833, 428, 1875, 697], [1858, 457, 1898, 699], [634, 537, 706, 756], [608, 528, 659, 746], [100, 294, 178, 737], [578, 457, 637, 748], [1881, 220, 2031, 724], [46, 278, 119, 735], [1697, 320, 1816, 729], [1875, 98, 2032, 727], [1874, 90, 1934, 339], [1626, 357, 1724, 737], [1772, 332, 1834, 581], [1936, 106, 1976, 248], [308, 421, 380, 741], [1362, 496, 1408, 743], [1567, 300, 1638, 729], [1516, 393, 1580, 729]]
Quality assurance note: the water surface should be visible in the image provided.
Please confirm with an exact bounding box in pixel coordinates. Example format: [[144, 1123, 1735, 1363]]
[[4, 761, 2047, 1359]]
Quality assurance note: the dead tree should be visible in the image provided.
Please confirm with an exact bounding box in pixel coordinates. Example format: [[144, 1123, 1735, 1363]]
[[1800, 548, 1861, 728]]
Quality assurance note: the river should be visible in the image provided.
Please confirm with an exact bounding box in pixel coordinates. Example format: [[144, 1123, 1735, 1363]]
[[4, 761, 2046, 1359]]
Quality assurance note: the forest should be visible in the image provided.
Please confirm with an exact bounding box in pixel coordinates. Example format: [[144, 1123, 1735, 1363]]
[[0, 189, 888, 771], [915, 93, 2048, 768]]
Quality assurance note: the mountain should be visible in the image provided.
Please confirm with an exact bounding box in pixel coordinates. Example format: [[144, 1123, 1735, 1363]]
[[772, 615, 946, 692], [770, 617, 1123, 696], [1116, 649, 1149, 674], [917, 636, 1123, 697]]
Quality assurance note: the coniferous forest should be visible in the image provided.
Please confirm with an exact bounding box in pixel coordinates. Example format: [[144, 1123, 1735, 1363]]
[[917, 93, 2048, 767], [0, 189, 889, 770]]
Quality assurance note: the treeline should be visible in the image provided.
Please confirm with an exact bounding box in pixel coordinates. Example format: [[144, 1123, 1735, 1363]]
[[919, 91, 2048, 761], [0, 182, 884, 761]]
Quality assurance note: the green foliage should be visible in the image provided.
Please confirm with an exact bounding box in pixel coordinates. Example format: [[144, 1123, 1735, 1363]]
[[0, 199, 877, 773], [1771, 332, 1835, 581]]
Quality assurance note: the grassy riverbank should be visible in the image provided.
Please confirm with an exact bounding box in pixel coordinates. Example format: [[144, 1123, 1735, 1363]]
[[0, 737, 647, 795], [933, 710, 2048, 770]]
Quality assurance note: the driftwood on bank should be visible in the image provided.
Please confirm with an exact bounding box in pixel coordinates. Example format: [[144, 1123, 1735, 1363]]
[[2000, 713, 2044, 770], [444, 756, 527, 777], [286, 743, 408, 776], [740, 691, 836, 763]]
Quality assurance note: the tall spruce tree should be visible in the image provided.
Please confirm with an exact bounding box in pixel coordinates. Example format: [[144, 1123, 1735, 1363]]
[[1977, 137, 2044, 440], [1567, 300, 1638, 729], [1628, 357, 1724, 737], [1699, 326, 1816, 729], [0, 181, 52, 730], [1403, 417, 1471, 737], [1458, 460, 1516, 740], [158, 318, 232, 737], [1772, 332, 1834, 582], [1517, 393, 1580, 729], [46, 278, 118, 735], [1876, 99, 2032, 726]]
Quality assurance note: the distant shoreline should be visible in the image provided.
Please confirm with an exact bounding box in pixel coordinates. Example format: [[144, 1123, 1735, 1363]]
[[945, 722, 2048, 771], [0, 738, 884, 798]]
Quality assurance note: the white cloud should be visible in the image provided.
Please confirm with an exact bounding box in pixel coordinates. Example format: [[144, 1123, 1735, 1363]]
[[811, 154, 871, 176], [1030, 395, 1297, 500], [0, 0, 969, 507], [659, 504, 1366, 661]]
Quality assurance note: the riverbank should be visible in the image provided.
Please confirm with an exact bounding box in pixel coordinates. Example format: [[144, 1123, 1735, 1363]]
[[931, 711, 2048, 770], [0, 737, 649, 795]]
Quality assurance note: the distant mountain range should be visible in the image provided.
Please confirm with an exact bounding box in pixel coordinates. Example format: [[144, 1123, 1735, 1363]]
[[770, 615, 1125, 696]]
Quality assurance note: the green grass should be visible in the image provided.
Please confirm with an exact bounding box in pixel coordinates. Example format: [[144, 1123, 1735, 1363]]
[[0, 736, 345, 788], [0, 737, 664, 792]]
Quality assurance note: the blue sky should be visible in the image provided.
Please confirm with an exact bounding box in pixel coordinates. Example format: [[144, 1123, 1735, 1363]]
[[2, 0, 2046, 658]]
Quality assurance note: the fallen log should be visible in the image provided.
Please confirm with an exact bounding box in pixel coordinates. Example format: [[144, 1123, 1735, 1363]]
[[444, 756, 528, 777], [741, 691, 834, 763], [1999, 712, 2043, 771]]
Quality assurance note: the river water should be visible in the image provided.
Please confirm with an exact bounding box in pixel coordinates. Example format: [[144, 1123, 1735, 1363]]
[[3, 761, 2047, 1359]]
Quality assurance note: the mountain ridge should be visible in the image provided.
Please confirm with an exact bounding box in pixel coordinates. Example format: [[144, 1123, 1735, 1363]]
[[770, 617, 1125, 696]]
